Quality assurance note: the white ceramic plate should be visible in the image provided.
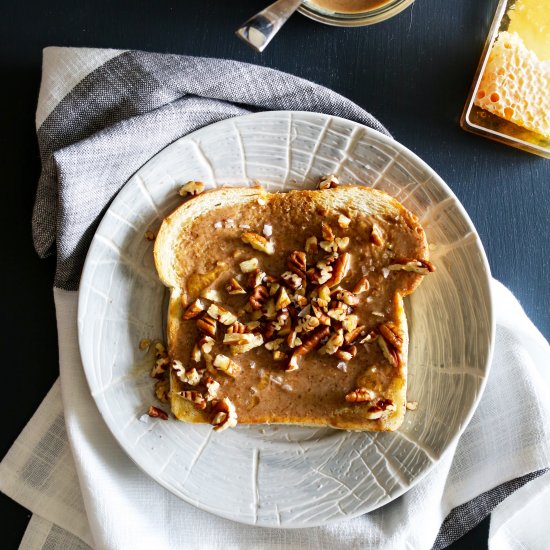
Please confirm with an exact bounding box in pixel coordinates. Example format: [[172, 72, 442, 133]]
[[78, 111, 494, 527]]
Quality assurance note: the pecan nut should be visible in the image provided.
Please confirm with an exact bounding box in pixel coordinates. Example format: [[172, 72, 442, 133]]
[[388, 257, 435, 274], [325, 252, 351, 287], [182, 298, 205, 320], [178, 390, 207, 410], [226, 278, 246, 295], [294, 325, 330, 357], [288, 250, 307, 279], [249, 285, 269, 310], [211, 397, 238, 431], [352, 276, 370, 294], [241, 232, 274, 255], [345, 388, 376, 403], [147, 405, 169, 419], [196, 314, 217, 337], [370, 223, 384, 246], [213, 354, 241, 377], [179, 180, 205, 197]]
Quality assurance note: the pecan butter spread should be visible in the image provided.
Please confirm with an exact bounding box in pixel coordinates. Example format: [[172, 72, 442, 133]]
[[159, 181, 433, 431]]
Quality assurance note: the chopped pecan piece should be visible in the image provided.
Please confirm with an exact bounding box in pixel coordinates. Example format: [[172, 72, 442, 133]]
[[172, 360, 201, 386], [148, 405, 169, 419], [352, 276, 370, 294], [321, 222, 335, 241], [337, 289, 360, 307], [338, 214, 351, 229], [179, 390, 207, 410], [196, 315, 217, 337], [344, 325, 365, 344], [288, 250, 307, 278], [316, 284, 331, 307], [154, 379, 170, 403], [144, 230, 156, 241], [311, 303, 331, 326], [287, 329, 302, 349], [319, 174, 339, 189], [229, 333, 264, 355], [345, 388, 376, 403], [190, 343, 201, 363], [285, 352, 301, 372], [182, 299, 205, 320], [335, 344, 357, 362], [199, 335, 215, 354], [294, 325, 331, 357], [370, 223, 384, 246], [265, 338, 284, 351], [378, 322, 403, 351], [366, 398, 396, 419], [275, 287, 291, 310], [249, 285, 269, 310], [327, 304, 348, 322], [342, 314, 359, 333], [281, 271, 303, 290], [227, 321, 249, 334], [179, 180, 205, 197], [211, 397, 238, 431], [138, 338, 151, 350], [213, 354, 241, 377], [325, 252, 351, 287], [207, 304, 237, 326], [388, 258, 435, 274], [226, 278, 246, 295], [247, 269, 266, 289], [241, 232, 274, 255], [319, 330, 344, 355], [205, 377, 220, 401], [320, 237, 349, 253], [377, 333, 401, 368], [240, 258, 259, 273], [297, 314, 320, 333], [272, 350, 287, 361], [150, 355, 170, 379], [305, 236, 318, 255]]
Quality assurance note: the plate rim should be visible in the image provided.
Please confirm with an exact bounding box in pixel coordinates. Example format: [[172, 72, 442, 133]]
[[77, 110, 495, 527]]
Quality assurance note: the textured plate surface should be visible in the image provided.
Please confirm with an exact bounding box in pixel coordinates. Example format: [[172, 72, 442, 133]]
[[78, 111, 493, 527]]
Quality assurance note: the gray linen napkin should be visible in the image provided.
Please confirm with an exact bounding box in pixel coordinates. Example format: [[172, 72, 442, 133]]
[[28, 49, 546, 548]]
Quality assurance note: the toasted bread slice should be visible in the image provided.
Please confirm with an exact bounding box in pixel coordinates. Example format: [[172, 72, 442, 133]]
[[154, 184, 431, 432]]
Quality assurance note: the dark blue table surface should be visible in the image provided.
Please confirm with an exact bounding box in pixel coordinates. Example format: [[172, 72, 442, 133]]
[[1, 0, 548, 547]]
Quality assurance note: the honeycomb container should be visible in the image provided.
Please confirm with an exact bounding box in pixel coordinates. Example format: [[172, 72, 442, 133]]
[[461, 0, 550, 158]]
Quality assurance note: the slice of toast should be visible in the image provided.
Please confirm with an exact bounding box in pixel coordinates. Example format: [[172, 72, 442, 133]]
[[153, 183, 432, 432]]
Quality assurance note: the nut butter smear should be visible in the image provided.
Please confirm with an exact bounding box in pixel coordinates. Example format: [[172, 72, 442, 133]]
[[153, 177, 433, 431]]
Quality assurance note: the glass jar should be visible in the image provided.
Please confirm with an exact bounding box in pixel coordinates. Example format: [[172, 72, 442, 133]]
[[298, 0, 414, 27]]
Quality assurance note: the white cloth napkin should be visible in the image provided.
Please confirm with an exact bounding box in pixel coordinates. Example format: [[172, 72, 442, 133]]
[[2, 47, 550, 550], [1, 281, 549, 549]]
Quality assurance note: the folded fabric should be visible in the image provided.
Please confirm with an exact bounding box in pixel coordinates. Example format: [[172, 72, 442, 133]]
[[1, 47, 549, 550]]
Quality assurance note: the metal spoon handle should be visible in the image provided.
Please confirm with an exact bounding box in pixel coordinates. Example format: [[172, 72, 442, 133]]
[[236, 0, 303, 53]]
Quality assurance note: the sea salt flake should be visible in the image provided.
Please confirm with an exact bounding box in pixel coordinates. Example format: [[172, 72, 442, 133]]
[[336, 362, 348, 373], [263, 224, 273, 237], [214, 221, 223, 229]]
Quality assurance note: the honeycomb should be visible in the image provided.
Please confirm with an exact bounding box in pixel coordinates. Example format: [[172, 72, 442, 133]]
[[475, 31, 550, 138]]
